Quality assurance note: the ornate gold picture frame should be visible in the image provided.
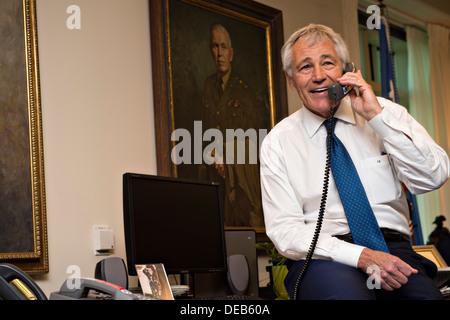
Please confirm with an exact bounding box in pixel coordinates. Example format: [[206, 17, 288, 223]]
[[0, 0, 48, 274]]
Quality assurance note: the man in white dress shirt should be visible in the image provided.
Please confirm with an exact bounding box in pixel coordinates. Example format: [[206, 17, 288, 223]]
[[260, 23, 449, 299]]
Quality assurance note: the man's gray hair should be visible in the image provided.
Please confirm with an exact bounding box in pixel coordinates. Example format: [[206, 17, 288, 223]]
[[281, 24, 351, 77], [210, 23, 232, 48]]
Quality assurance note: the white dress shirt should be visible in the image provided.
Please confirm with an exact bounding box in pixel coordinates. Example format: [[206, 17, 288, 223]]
[[260, 96, 449, 268]]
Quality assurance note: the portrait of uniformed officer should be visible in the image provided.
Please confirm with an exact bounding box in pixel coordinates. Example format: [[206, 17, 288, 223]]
[[199, 23, 266, 228]]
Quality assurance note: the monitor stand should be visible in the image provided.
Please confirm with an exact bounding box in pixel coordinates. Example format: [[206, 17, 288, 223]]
[[192, 272, 230, 298]]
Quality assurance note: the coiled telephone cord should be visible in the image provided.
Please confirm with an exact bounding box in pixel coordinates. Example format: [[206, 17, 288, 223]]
[[292, 105, 336, 300]]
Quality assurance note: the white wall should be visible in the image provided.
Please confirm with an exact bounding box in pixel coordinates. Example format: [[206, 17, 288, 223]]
[[33, 0, 350, 295], [35, 0, 157, 294]]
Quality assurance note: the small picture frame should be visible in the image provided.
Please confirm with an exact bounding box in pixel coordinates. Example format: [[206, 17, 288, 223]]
[[135, 264, 174, 300], [413, 245, 448, 268]]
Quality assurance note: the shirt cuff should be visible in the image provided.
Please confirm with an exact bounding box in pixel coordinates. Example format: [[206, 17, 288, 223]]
[[329, 239, 365, 268], [368, 108, 411, 140]]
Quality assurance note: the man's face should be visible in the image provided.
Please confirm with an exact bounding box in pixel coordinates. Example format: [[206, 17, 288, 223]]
[[210, 28, 233, 76], [286, 38, 344, 118]]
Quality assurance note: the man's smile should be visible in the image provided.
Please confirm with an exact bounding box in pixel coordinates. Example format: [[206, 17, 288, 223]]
[[309, 86, 330, 98]]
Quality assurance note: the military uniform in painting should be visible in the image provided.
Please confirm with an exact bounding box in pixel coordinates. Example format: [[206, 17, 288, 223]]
[[200, 69, 264, 227]]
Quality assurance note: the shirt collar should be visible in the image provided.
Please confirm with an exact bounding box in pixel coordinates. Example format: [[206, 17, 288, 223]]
[[302, 96, 356, 138]]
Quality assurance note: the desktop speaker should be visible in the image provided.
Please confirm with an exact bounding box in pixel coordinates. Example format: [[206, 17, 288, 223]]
[[194, 230, 258, 298], [225, 230, 258, 297], [227, 254, 249, 295], [95, 257, 128, 289]]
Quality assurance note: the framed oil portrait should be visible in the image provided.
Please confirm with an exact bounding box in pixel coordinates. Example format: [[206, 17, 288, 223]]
[[149, 0, 287, 232], [0, 0, 48, 274]]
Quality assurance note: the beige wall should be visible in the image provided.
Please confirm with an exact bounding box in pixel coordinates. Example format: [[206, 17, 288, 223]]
[[35, 0, 157, 294], [33, 0, 352, 295]]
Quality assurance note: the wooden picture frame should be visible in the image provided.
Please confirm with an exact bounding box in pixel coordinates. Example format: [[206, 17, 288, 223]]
[[149, 0, 287, 232], [0, 0, 48, 274]]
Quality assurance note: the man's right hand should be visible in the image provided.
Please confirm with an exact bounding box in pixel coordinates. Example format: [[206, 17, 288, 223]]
[[357, 248, 418, 291]]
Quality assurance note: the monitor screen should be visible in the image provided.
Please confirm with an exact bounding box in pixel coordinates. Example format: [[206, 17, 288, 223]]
[[123, 173, 227, 276]]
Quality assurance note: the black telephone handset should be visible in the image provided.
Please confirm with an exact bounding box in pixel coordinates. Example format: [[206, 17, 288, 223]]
[[0, 263, 47, 300], [327, 62, 357, 103], [50, 278, 157, 300], [292, 62, 356, 300]]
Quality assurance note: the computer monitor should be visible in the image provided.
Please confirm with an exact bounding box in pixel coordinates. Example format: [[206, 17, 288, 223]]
[[122, 173, 227, 277]]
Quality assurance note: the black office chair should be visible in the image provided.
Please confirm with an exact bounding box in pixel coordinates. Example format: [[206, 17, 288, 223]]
[[0, 263, 47, 300]]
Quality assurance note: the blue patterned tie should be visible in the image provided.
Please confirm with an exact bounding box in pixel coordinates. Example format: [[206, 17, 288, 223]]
[[325, 118, 389, 253]]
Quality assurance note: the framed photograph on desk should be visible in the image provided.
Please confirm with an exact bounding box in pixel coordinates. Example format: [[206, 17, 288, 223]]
[[136, 264, 174, 300], [413, 245, 448, 268]]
